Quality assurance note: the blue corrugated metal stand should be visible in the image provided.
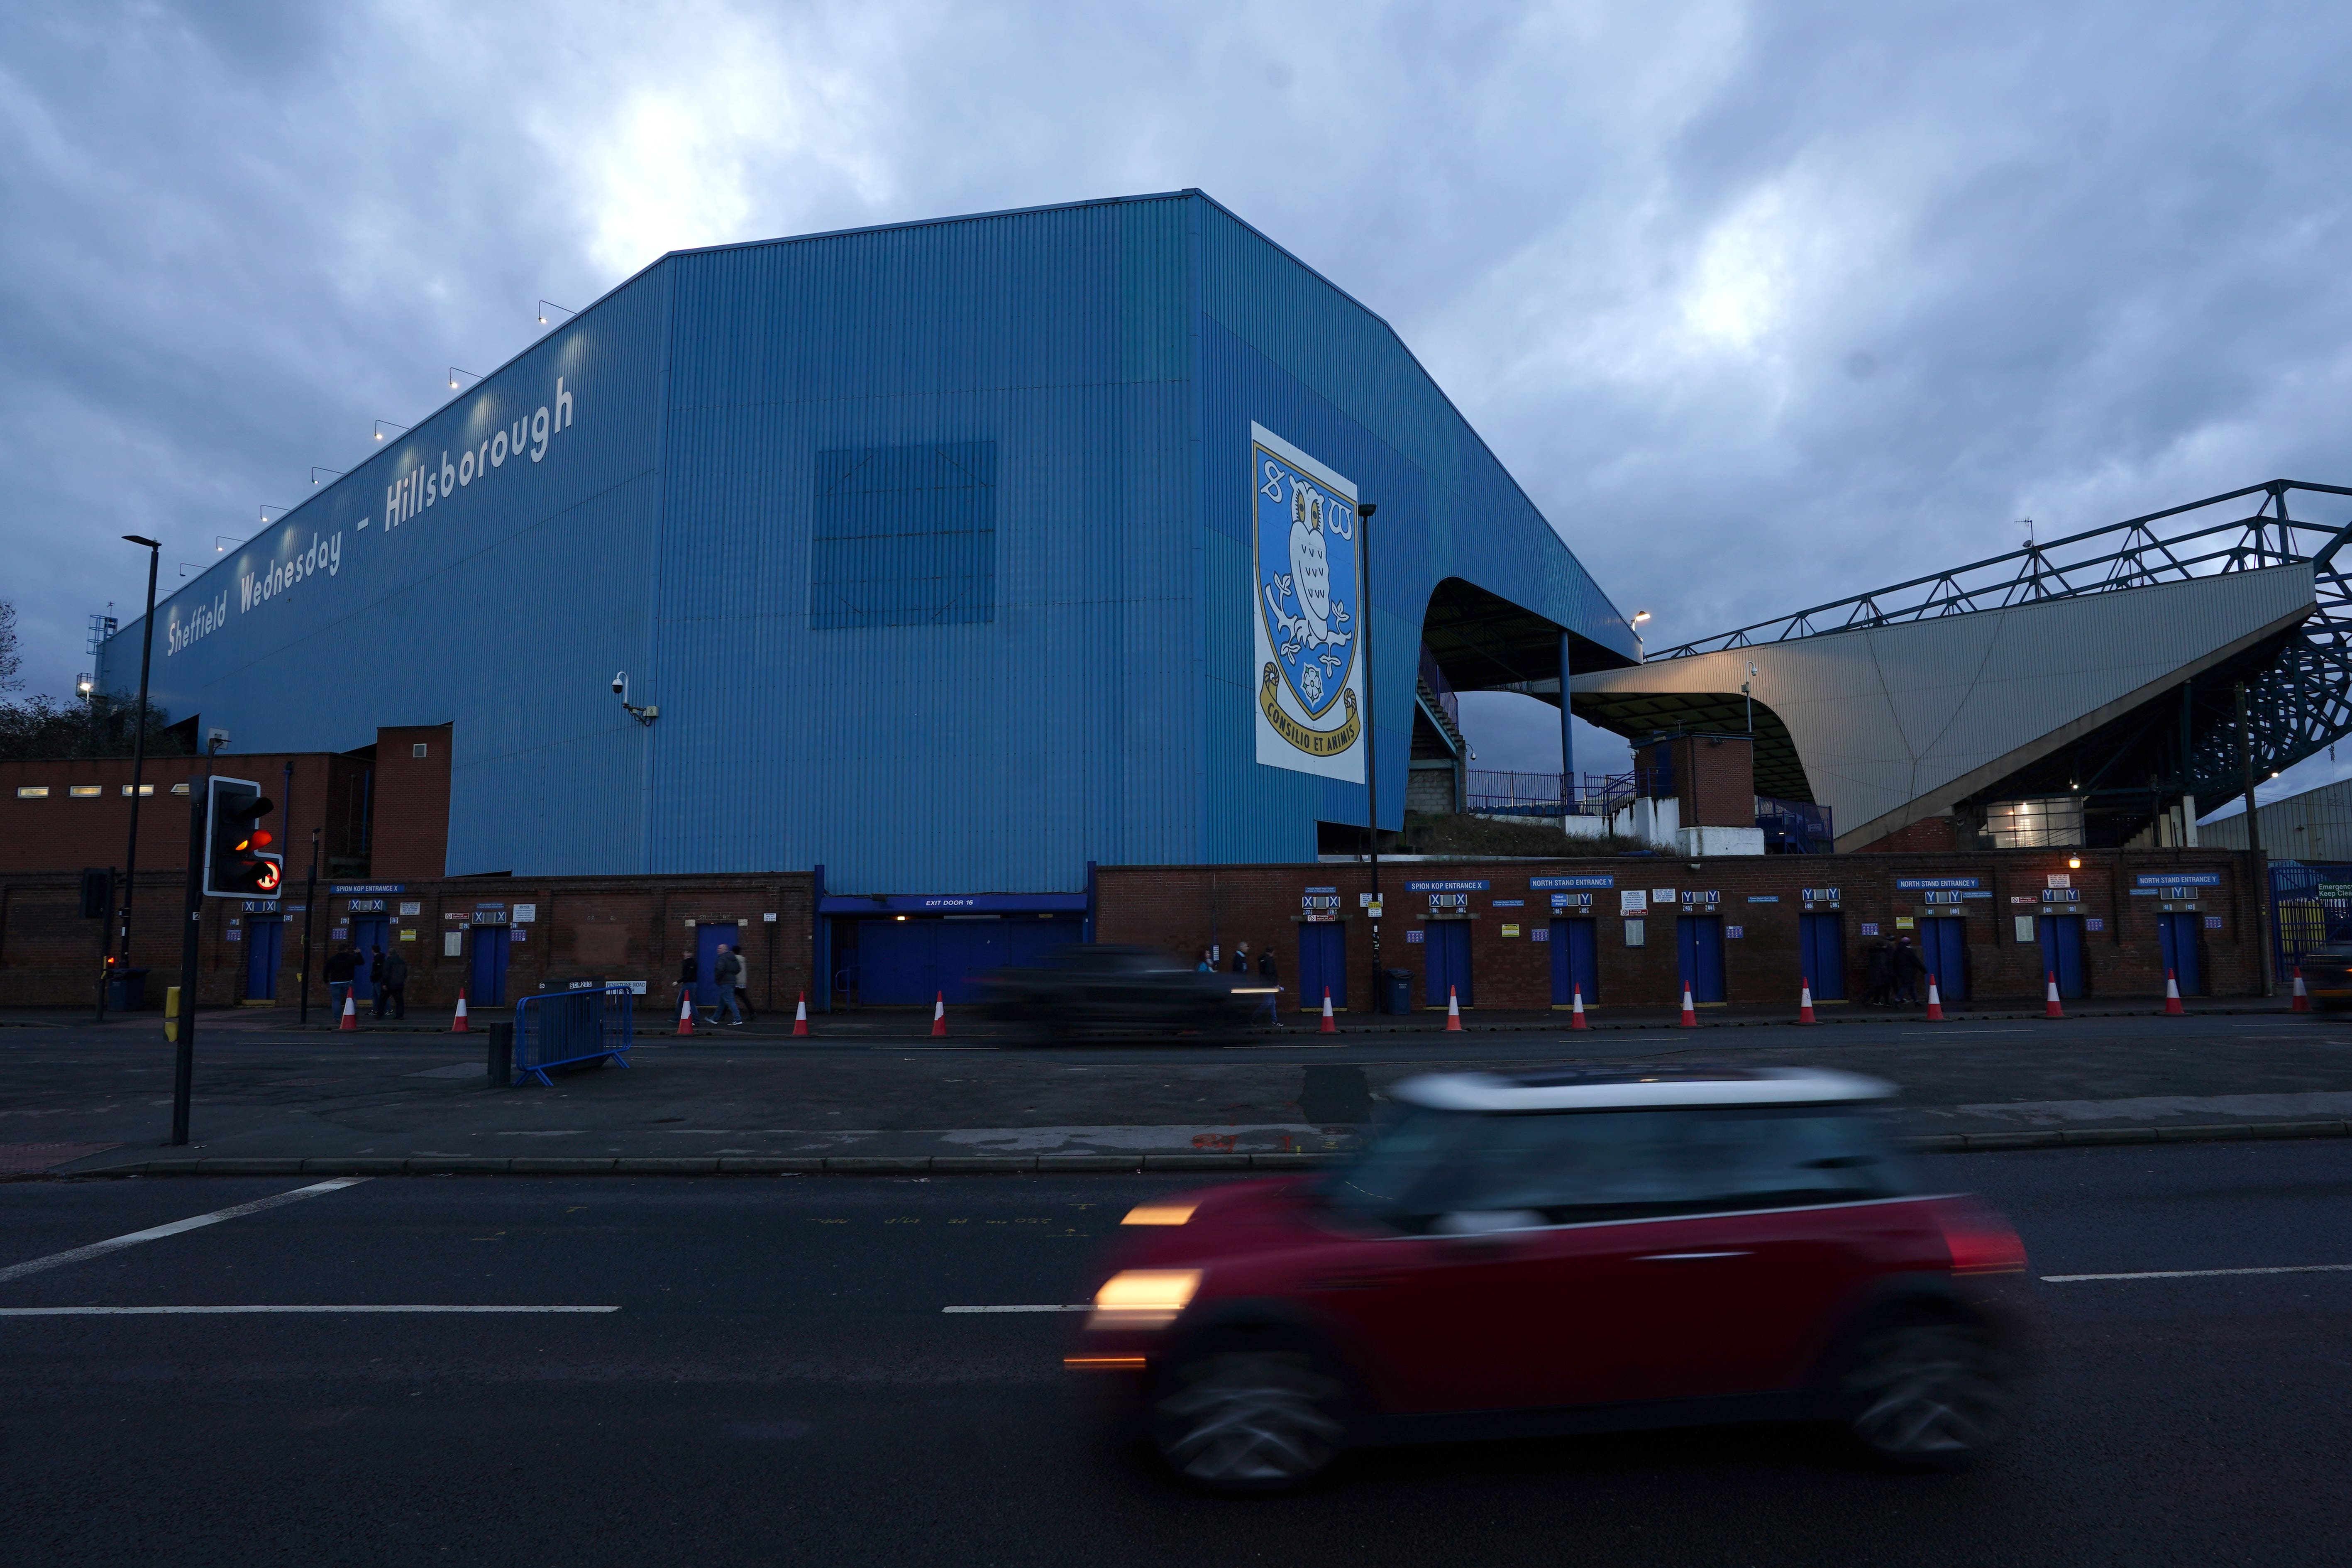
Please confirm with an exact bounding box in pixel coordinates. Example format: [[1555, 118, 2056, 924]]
[[100, 191, 1634, 894]]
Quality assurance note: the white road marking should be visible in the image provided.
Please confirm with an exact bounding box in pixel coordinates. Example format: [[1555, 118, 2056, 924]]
[[2042, 1263, 2352, 1282], [942, 1304, 1090, 1314], [0, 1305, 618, 1316], [0, 1177, 368, 1285]]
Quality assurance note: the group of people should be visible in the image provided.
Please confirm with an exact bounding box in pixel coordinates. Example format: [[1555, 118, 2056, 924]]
[[1196, 941, 1285, 1027], [1862, 935, 1932, 1007], [323, 944, 407, 1018], [677, 942, 756, 1028]]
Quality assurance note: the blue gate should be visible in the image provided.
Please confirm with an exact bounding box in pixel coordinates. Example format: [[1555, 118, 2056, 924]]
[[1550, 918, 1598, 1005], [2157, 911, 2203, 996], [1424, 921, 1473, 1008], [1797, 913, 1843, 1001], [1677, 915, 1724, 1004], [1297, 922, 1347, 1012], [2039, 915, 2086, 998], [243, 917, 283, 1001], [469, 925, 512, 1006], [2271, 862, 2352, 980], [513, 987, 635, 1087], [1919, 917, 1968, 1003]]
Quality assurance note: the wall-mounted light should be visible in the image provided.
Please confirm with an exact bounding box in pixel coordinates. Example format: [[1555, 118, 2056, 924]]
[[373, 419, 412, 442], [449, 366, 484, 391], [310, 467, 345, 486], [537, 300, 576, 325], [2067, 855, 2082, 869], [259, 504, 291, 526], [213, 535, 239, 553], [176, 563, 201, 578], [76, 673, 93, 697]]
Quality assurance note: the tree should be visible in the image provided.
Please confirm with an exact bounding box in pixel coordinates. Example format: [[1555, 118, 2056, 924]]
[[0, 692, 188, 761], [0, 600, 21, 694]]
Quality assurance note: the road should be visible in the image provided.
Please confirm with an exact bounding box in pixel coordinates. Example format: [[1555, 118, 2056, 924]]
[[2, 1141, 2348, 1565]]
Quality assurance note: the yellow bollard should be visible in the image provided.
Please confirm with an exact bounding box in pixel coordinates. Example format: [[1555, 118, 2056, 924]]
[[164, 984, 182, 1043]]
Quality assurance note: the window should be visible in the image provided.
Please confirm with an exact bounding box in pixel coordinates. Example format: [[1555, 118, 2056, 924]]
[[810, 441, 996, 629], [170, 782, 190, 795], [412, 742, 429, 758], [119, 784, 154, 797], [68, 785, 103, 798], [15, 786, 49, 799], [1331, 1106, 1912, 1232]]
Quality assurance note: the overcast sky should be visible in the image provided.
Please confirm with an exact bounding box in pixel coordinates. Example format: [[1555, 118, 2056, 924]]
[[5, 0, 2350, 808]]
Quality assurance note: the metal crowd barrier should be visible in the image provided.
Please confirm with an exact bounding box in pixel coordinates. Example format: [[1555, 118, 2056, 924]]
[[513, 985, 635, 1087]]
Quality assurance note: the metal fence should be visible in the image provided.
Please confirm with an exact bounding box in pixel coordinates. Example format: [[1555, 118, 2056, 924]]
[[513, 985, 635, 1087], [1757, 797, 1834, 853], [2271, 861, 2352, 981]]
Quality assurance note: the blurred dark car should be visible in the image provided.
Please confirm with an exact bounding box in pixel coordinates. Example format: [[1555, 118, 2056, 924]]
[[976, 944, 1277, 1038], [2296, 944, 2352, 1008], [1069, 1067, 2038, 1491]]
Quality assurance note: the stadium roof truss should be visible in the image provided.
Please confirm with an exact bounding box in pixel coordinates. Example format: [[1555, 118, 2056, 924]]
[[1572, 480, 2352, 847]]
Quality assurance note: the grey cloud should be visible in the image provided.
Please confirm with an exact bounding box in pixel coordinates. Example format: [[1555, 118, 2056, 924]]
[[3, 0, 2347, 791]]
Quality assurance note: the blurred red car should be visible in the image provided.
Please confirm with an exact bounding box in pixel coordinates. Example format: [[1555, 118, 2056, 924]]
[[1070, 1068, 2036, 1491]]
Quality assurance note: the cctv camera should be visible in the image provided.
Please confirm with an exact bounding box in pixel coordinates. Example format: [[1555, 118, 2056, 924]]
[[612, 672, 627, 695]]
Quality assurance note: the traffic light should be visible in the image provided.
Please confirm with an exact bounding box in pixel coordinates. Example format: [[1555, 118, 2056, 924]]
[[202, 777, 283, 899]]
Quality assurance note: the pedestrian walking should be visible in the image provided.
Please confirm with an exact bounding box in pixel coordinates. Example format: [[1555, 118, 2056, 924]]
[[325, 945, 357, 1017], [1231, 941, 1250, 975], [1864, 940, 1892, 1006], [380, 948, 408, 1019], [1255, 943, 1283, 1028], [1196, 949, 1214, 972], [677, 950, 698, 1021], [1893, 936, 1926, 1006], [712, 943, 744, 1026], [734, 946, 757, 1023], [368, 948, 388, 1017]]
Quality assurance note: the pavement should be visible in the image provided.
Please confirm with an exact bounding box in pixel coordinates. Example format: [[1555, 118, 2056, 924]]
[[0, 1141, 2347, 1566], [6, 1001, 2352, 1177]]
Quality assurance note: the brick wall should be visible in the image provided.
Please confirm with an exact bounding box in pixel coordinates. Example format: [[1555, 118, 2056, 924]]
[[1, 754, 344, 876], [1097, 847, 2265, 1010], [370, 725, 452, 877], [0, 870, 815, 1011]]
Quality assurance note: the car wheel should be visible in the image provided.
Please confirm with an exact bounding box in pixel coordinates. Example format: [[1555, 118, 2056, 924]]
[[1151, 1341, 1351, 1492], [1841, 1319, 2015, 1468]]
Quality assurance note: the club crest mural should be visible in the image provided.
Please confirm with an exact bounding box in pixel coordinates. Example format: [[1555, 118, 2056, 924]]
[[1250, 423, 1365, 782]]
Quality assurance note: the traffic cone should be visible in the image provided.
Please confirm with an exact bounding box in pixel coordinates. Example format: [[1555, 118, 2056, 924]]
[[931, 991, 948, 1037], [338, 991, 357, 1031], [1569, 984, 1588, 1030], [1798, 977, 1817, 1025], [1445, 986, 1463, 1031], [2292, 967, 2310, 1012], [2044, 971, 2064, 1018], [676, 991, 696, 1036], [793, 992, 810, 1036], [451, 987, 469, 1033], [1925, 974, 1944, 1022], [2163, 969, 2184, 1016], [1679, 984, 1698, 1028], [1319, 987, 1336, 1033]]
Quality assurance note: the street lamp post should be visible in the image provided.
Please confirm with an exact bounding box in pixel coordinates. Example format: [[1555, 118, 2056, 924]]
[[1358, 502, 1381, 1013], [102, 535, 162, 1023]]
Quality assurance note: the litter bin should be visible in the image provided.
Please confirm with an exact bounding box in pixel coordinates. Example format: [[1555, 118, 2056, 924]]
[[1381, 968, 1413, 1016], [107, 967, 151, 1012]]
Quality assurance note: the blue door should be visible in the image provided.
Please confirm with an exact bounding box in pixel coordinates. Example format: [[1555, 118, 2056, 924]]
[[1298, 922, 1347, 1012], [2039, 915, 2086, 998], [469, 925, 511, 1006], [349, 917, 389, 1000], [695, 922, 741, 1007], [1797, 913, 1844, 1001], [2158, 912, 2203, 996], [1677, 915, 1724, 1003], [1920, 917, 1968, 1003], [243, 917, 283, 1001], [851, 917, 1082, 1006], [1550, 918, 1598, 1005], [1424, 921, 1473, 1008]]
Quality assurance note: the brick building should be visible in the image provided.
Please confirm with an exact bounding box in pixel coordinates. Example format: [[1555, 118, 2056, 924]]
[[1095, 848, 2264, 1012]]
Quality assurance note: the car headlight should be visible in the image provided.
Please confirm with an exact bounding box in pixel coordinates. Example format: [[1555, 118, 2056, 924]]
[[1087, 1268, 1202, 1330]]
